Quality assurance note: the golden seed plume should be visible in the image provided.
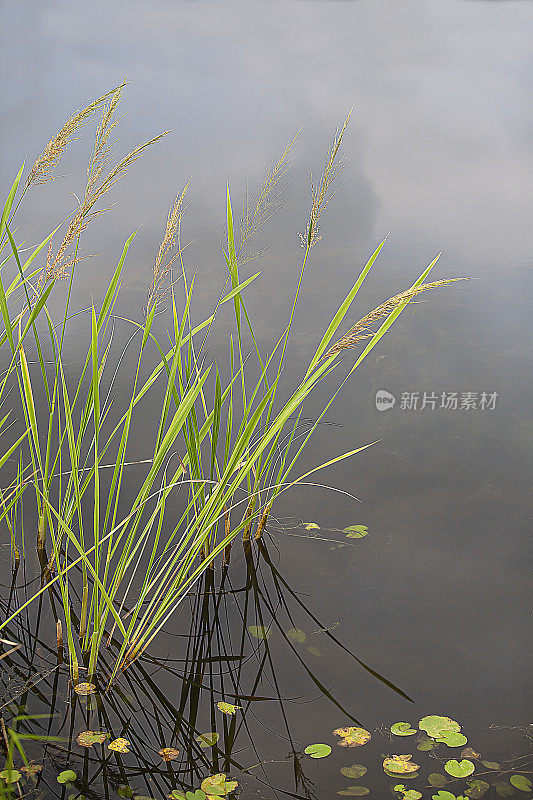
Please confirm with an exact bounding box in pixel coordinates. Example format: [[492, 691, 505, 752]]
[[25, 82, 127, 191], [322, 278, 469, 360], [300, 108, 352, 249], [146, 180, 190, 313]]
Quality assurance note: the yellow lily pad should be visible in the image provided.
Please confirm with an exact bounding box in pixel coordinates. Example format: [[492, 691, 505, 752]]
[[383, 755, 420, 774], [333, 727, 371, 747], [158, 747, 180, 761], [108, 738, 131, 753], [217, 702, 240, 715]]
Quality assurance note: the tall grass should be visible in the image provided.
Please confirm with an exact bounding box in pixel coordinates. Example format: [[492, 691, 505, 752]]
[[0, 87, 467, 686]]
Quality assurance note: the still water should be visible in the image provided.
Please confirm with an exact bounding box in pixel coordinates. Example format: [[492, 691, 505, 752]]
[[1, 0, 532, 797]]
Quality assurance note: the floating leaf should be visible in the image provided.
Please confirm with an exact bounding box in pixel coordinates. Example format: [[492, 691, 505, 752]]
[[74, 682, 97, 696], [303, 522, 320, 530], [481, 761, 501, 770], [391, 722, 417, 737], [383, 755, 420, 775], [108, 738, 131, 753], [118, 787, 134, 798], [196, 732, 219, 748], [0, 769, 21, 783], [337, 788, 369, 796], [510, 777, 532, 792], [340, 766, 367, 778], [76, 730, 109, 747], [417, 735, 437, 751], [168, 792, 187, 800], [438, 733, 468, 748], [419, 716, 461, 739], [465, 780, 491, 799], [394, 789, 422, 800], [334, 727, 371, 747], [217, 702, 240, 715], [344, 525, 368, 538], [304, 743, 332, 759], [158, 747, 180, 761], [306, 645, 322, 656], [57, 770, 77, 784], [185, 792, 205, 800], [462, 749, 482, 761], [495, 784, 514, 798], [428, 774, 449, 788], [286, 628, 307, 643], [200, 774, 231, 796], [385, 769, 419, 780], [432, 792, 456, 800], [247, 625, 271, 640], [20, 764, 43, 777], [445, 760, 475, 778]]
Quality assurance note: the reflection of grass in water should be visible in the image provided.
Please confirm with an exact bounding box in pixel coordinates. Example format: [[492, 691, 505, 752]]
[[0, 84, 464, 688]]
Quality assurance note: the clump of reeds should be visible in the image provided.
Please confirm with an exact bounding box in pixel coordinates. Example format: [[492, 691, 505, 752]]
[[321, 278, 468, 360], [0, 92, 468, 687]]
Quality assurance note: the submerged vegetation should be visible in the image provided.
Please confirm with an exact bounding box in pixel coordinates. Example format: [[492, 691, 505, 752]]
[[0, 83, 467, 695]]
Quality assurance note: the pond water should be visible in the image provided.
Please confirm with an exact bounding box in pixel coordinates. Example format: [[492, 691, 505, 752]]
[[1, 1, 532, 798]]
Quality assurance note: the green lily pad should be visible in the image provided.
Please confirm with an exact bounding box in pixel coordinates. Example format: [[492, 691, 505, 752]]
[[482, 761, 501, 770], [57, 770, 77, 784], [510, 776, 532, 792], [384, 769, 419, 780], [428, 774, 449, 788], [286, 628, 306, 643], [200, 774, 231, 796], [465, 780, 491, 799], [445, 760, 475, 778], [168, 792, 188, 800], [495, 784, 514, 798], [196, 732, 219, 748], [0, 769, 21, 783], [419, 716, 461, 739], [117, 787, 134, 798], [383, 755, 420, 775], [438, 733, 468, 748], [304, 743, 332, 759], [432, 792, 456, 800], [391, 722, 417, 737], [248, 625, 271, 640], [344, 525, 368, 538], [417, 736, 437, 751], [340, 766, 367, 779], [337, 789, 369, 796], [185, 792, 205, 800], [403, 792, 423, 800]]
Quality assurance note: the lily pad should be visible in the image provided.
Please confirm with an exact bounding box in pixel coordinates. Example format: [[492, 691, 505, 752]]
[[196, 732, 219, 748], [0, 769, 21, 783], [168, 792, 187, 800], [217, 702, 240, 715], [306, 646, 322, 656], [419, 716, 461, 739], [510, 776, 532, 792], [158, 747, 180, 761], [286, 628, 307, 643], [74, 682, 97, 696], [304, 743, 332, 759], [185, 792, 205, 800], [344, 525, 368, 538], [445, 760, 475, 778], [340, 765, 368, 778], [428, 774, 449, 788], [438, 733, 468, 748], [395, 790, 422, 800], [432, 793, 456, 800], [465, 780, 490, 799], [76, 730, 109, 747], [337, 789, 369, 796], [20, 764, 43, 778], [391, 722, 417, 737], [417, 735, 437, 751], [57, 770, 77, 784], [108, 738, 131, 753], [333, 727, 372, 747], [482, 761, 501, 770], [462, 748, 482, 761], [383, 755, 420, 775], [303, 522, 320, 530], [248, 625, 271, 640], [385, 769, 419, 780], [200, 774, 234, 796]]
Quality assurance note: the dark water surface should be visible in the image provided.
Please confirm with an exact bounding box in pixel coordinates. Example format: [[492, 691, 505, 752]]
[[1, 1, 532, 797]]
